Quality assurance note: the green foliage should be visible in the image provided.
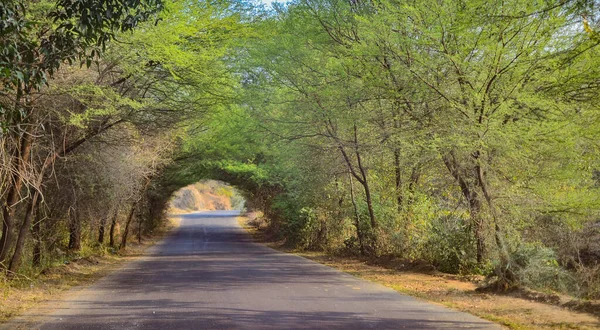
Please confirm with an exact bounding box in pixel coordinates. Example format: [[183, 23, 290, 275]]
[[425, 215, 482, 274], [0, 0, 163, 128], [3, 0, 600, 300], [212, 0, 600, 297], [498, 243, 579, 295]]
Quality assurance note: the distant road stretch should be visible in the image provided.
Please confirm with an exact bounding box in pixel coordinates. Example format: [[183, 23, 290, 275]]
[[7, 210, 500, 329]]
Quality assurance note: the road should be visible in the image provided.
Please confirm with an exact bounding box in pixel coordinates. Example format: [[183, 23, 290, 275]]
[[7, 210, 500, 329]]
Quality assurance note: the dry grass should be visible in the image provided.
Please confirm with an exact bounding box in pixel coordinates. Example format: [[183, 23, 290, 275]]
[[238, 215, 600, 330], [0, 216, 180, 324]]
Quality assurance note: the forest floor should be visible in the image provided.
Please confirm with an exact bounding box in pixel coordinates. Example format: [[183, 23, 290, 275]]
[[239, 214, 600, 330], [0, 217, 181, 323]]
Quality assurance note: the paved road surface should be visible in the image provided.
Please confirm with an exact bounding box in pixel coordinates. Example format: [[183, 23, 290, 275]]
[[6, 211, 500, 329]]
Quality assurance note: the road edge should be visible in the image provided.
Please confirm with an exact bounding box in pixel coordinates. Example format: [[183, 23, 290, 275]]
[[0, 216, 182, 328], [237, 214, 600, 330]]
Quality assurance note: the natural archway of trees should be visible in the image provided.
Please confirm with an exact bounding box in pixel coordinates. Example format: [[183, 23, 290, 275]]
[[2, 0, 600, 299]]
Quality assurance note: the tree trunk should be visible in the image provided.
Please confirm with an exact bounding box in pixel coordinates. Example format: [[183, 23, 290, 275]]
[[475, 158, 514, 282], [109, 208, 119, 247], [407, 165, 420, 204], [68, 208, 81, 251], [32, 207, 42, 267], [120, 201, 137, 250], [442, 151, 485, 264], [137, 197, 145, 244], [8, 191, 40, 274], [362, 180, 377, 229], [137, 214, 143, 244], [394, 149, 403, 212], [98, 212, 110, 244], [349, 173, 365, 255], [98, 223, 105, 245], [0, 129, 34, 265]]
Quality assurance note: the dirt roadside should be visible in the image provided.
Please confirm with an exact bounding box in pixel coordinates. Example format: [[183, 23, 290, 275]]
[[238, 215, 600, 330]]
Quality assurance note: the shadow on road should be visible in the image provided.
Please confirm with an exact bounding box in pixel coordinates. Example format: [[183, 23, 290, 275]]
[[11, 211, 498, 330]]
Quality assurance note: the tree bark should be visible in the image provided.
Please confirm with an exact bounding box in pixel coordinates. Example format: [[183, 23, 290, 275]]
[[0, 128, 34, 265], [32, 207, 42, 267], [474, 156, 513, 282], [394, 149, 403, 212], [98, 211, 111, 244], [353, 124, 377, 230], [349, 173, 365, 255], [109, 208, 119, 247], [137, 213, 143, 244], [120, 201, 137, 250], [68, 208, 81, 251], [443, 151, 485, 264], [8, 191, 40, 274]]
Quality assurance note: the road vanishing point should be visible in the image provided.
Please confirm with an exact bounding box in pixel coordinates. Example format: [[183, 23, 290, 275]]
[[6, 210, 500, 329]]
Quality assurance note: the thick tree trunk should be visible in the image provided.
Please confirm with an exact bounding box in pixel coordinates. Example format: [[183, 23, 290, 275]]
[[8, 191, 40, 274], [0, 130, 34, 265], [109, 209, 119, 247], [120, 201, 137, 250]]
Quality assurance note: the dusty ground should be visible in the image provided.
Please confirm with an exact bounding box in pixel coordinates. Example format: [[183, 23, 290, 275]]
[[0, 217, 179, 323], [238, 215, 600, 330]]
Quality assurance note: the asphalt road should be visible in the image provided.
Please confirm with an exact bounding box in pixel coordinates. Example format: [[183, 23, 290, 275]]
[[8, 210, 500, 329]]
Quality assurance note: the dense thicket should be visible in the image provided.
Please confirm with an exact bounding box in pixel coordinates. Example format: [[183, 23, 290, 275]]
[[2, 0, 600, 299]]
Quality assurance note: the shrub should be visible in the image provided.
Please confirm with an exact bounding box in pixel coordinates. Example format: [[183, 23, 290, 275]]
[[425, 214, 481, 274], [496, 243, 578, 294]]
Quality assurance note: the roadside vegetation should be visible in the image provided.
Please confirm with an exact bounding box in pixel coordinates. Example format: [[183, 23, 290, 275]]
[[2, 0, 600, 325], [240, 214, 600, 329]]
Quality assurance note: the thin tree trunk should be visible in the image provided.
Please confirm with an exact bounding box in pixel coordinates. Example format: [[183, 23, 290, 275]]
[[137, 213, 143, 244], [407, 165, 420, 204], [68, 208, 81, 251], [109, 208, 119, 247], [120, 201, 137, 250], [8, 191, 40, 274], [322, 116, 377, 250], [349, 173, 365, 255], [98, 211, 110, 244], [475, 157, 513, 282], [9, 150, 54, 273], [98, 223, 105, 244], [352, 124, 377, 230], [32, 207, 42, 267], [393, 110, 404, 212], [394, 149, 403, 212], [0, 129, 34, 265], [442, 151, 485, 263]]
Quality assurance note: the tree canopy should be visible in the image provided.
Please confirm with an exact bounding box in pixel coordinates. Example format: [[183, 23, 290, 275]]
[[1, 0, 600, 299]]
